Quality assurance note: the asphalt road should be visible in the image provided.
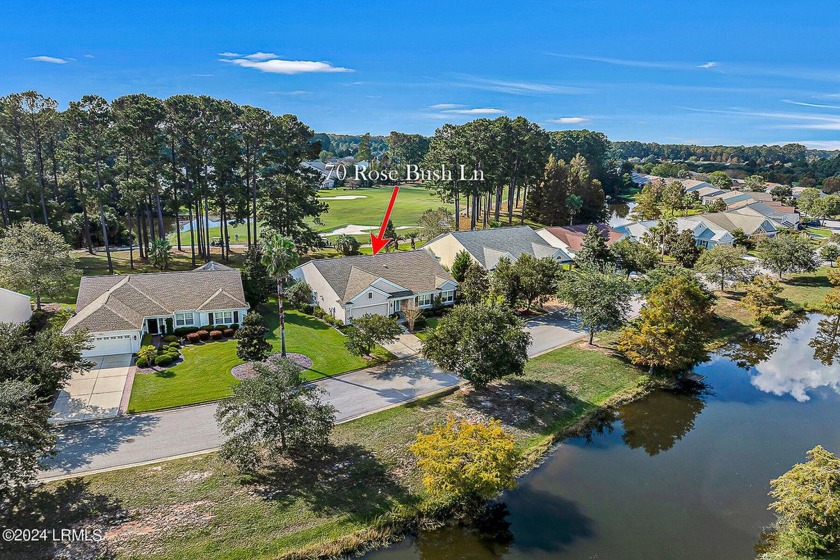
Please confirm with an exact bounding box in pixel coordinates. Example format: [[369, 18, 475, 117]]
[[40, 310, 593, 481]]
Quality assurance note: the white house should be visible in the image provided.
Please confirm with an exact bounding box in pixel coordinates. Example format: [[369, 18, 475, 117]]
[[423, 226, 572, 270], [291, 250, 457, 325], [62, 262, 249, 357], [0, 287, 33, 325]]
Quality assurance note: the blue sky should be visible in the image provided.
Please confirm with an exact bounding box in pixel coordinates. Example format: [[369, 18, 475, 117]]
[[3, 0, 840, 148]]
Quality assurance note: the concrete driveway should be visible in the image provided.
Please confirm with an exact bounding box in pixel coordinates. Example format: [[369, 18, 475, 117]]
[[51, 354, 132, 424]]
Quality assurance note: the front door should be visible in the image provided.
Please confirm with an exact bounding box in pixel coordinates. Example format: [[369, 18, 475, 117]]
[[393, 299, 402, 313], [146, 318, 160, 334]]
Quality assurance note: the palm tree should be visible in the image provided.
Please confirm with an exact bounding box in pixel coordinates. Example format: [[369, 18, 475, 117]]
[[149, 238, 172, 270], [261, 231, 299, 357], [566, 194, 583, 225]]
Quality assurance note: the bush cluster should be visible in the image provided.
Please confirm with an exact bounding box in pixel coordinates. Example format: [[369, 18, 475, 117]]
[[186, 332, 201, 344], [209, 330, 223, 340], [162, 334, 179, 343], [197, 330, 210, 341]]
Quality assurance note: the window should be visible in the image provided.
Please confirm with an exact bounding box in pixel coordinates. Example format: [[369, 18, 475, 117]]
[[175, 312, 195, 327], [215, 311, 234, 325], [368, 292, 373, 299], [416, 293, 432, 307], [441, 290, 455, 304]]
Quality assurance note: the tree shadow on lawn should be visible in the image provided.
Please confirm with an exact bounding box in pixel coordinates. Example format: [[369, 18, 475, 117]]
[[249, 443, 416, 520], [783, 274, 832, 288], [2, 478, 124, 560], [462, 379, 588, 434]]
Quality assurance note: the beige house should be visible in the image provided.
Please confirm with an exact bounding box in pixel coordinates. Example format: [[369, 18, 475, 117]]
[[291, 251, 457, 325], [423, 226, 572, 270], [0, 287, 33, 325], [63, 262, 249, 357]]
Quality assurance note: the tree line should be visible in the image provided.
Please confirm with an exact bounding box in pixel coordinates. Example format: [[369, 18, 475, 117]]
[[0, 90, 325, 272]]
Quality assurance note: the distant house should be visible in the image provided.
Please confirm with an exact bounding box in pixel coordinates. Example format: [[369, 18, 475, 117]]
[[672, 178, 714, 192], [613, 220, 659, 243], [62, 262, 249, 357], [536, 224, 625, 259], [675, 212, 780, 248], [0, 287, 32, 325], [290, 251, 457, 325], [423, 226, 572, 270], [727, 200, 799, 228]]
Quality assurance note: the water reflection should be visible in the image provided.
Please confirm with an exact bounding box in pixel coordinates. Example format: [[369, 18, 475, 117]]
[[724, 314, 840, 402], [607, 202, 636, 228], [809, 315, 840, 366], [617, 386, 707, 456]]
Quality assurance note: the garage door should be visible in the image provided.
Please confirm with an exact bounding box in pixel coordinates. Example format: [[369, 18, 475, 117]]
[[84, 334, 134, 357]]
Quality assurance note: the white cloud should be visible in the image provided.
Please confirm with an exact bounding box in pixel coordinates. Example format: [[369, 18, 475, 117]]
[[457, 75, 590, 95], [698, 61, 718, 69], [221, 56, 352, 74], [680, 106, 840, 130], [442, 108, 505, 115], [83, 54, 95, 59], [27, 56, 68, 64], [241, 52, 280, 61], [783, 99, 840, 110], [547, 117, 589, 124], [430, 103, 465, 109], [220, 51, 351, 74]]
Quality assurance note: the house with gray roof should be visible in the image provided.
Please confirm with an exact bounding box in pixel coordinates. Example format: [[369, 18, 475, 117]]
[[63, 263, 249, 357], [423, 226, 572, 271], [291, 250, 457, 325]]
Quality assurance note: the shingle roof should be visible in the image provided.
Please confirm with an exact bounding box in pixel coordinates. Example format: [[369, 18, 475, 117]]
[[305, 250, 455, 303], [434, 226, 572, 268], [541, 224, 623, 252], [63, 265, 248, 334]]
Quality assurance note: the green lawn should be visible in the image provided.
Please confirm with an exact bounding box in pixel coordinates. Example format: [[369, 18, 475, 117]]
[[128, 339, 243, 413], [25, 345, 647, 560], [413, 316, 439, 341], [191, 184, 446, 243], [127, 307, 394, 412]]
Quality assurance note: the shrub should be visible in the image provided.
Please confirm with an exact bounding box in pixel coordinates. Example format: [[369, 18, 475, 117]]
[[414, 316, 427, 330], [286, 280, 314, 309], [214, 324, 229, 331], [165, 317, 174, 334], [210, 330, 223, 340], [174, 326, 199, 337], [199, 325, 214, 332], [137, 344, 157, 364], [229, 323, 239, 330], [162, 334, 178, 343], [141, 333, 152, 347], [301, 304, 314, 315], [136, 357, 148, 368], [154, 354, 175, 367], [197, 330, 210, 341], [223, 328, 235, 337], [168, 341, 181, 349], [186, 332, 201, 344]]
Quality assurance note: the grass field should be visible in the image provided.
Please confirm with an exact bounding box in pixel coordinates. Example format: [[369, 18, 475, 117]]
[[186, 184, 447, 243], [21, 345, 647, 560], [127, 306, 394, 412]]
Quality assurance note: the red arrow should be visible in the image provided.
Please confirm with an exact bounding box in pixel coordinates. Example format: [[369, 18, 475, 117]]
[[370, 186, 400, 255]]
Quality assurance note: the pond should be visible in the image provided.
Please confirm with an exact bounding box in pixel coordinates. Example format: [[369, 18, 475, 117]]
[[363, 314, 840, 559], [608, 201, 637, 228]]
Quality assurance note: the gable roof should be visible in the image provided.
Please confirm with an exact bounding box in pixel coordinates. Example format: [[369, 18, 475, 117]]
[[540, 224, 624, 252], [433, 226, 572, 268], [304, 250, 455, 303], [63, 265, 248, 334]]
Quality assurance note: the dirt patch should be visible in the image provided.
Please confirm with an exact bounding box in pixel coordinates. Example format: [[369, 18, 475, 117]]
[[174, 470, 213, 484], [106, 501, 215, 549]]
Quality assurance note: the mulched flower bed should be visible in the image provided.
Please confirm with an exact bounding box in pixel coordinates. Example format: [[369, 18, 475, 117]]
[[231, 352, 313, 380]]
